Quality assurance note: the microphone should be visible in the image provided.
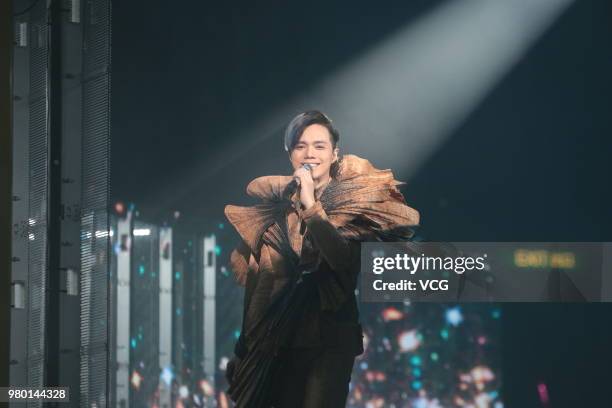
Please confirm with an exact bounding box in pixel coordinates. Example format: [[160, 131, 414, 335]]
[[285, 164, 314, 197]]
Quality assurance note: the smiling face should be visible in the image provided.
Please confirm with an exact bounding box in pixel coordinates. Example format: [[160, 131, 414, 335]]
[[289, 124, 339, 182]]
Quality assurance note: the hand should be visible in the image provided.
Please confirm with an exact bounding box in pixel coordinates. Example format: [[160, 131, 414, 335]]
[[293, 166, 315, 209]]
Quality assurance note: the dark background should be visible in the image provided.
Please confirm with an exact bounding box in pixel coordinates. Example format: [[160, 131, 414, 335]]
[[111, 1, 612, 406]]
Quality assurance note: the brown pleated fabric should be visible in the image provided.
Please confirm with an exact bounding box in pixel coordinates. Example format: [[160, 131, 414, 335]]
[[225, 154, 420, 285]]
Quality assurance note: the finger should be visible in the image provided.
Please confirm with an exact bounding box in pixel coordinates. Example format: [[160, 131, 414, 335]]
[[292, 172, 306, 183], [296, 168, 313, 179], [293, 167, 307, 176]]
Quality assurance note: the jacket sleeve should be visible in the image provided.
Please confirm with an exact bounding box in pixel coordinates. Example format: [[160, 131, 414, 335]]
[[299, 201, 361, 296]]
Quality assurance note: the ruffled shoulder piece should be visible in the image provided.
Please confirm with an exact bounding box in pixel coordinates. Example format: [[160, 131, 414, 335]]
[[224, 203, 288, 255], [224, 154, 420, 283], [224, 174, 294, 256], [322, 154, 420, 240], [246, 175, 293, 202]]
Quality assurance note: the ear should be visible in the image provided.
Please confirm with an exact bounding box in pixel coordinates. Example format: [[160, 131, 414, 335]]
[[332, 147, 340, 163]]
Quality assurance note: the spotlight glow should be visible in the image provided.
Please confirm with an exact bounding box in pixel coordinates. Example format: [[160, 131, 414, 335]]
[[398, 330, 421, 352], [445, 307, 464, 326], [470, 365, 495, 384], [156, 0, 574, 222], [130, 370, 143, 390], [161, 366, 174, 386]]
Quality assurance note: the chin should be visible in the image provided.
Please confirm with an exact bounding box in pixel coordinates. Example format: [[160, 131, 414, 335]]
[[312, 168, 328, 180]]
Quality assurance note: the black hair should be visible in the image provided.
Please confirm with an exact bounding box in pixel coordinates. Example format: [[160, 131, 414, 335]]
[[283, 110, 340, 152]]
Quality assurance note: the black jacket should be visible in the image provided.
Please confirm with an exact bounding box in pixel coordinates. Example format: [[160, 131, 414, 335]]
[[234, 201, 364, 357]]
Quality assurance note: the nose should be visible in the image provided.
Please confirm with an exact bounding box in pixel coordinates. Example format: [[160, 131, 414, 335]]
[[305, 145, 316, 158]]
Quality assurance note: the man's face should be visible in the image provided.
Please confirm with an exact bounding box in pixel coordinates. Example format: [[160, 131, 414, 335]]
[[289, 124, 339, 180]]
